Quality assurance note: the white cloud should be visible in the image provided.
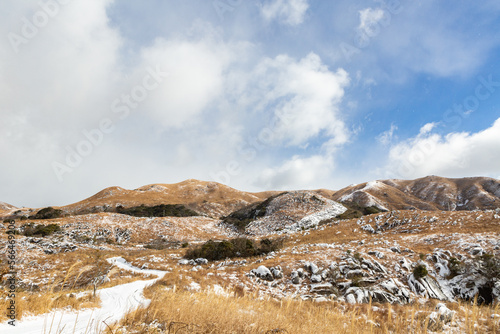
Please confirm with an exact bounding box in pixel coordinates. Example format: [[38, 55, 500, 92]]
[[137, 35, 236, 128], [0, 1, 352, 207], [259, 0, 309, 26], [385, 118, 500, 179], [238, 53, 350, 148], [255, 154, 333, 190], [377, 123, 398, 145], [419, 122, 438, 135], [358, 8, 386, 37]]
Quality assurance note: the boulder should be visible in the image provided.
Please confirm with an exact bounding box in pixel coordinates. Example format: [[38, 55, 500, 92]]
[[195, 258, 208, 265], [346, 294, 356, 304], [310, 274, 322, 283], [251, 265, 274, 281], [270, 266, 283, 279], [408, 274, 451, 301], [427, 303, 455, 331], [310, 283, 337, 295], [305, 261, 320, 274]]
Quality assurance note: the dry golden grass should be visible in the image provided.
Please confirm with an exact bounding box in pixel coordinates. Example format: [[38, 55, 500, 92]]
[[0, 289, 101, 322], [114, 287, 500, 334]]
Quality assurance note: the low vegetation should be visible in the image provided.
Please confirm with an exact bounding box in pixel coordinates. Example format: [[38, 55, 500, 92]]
[[413, 264, 429, 279], [335, 202, 385, 220], [448, 256, 464, 278], [116, 204, 198, 218], [21, 223, 61, 237], [30, 207, 63, 220], [144, 238, 184, 250], [184, 237, 283, 261]]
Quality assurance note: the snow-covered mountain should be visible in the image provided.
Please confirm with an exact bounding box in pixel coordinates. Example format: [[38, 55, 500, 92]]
[[333, 176, 500, 211]]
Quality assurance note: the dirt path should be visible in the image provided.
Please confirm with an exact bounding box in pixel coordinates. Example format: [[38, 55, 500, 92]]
[[0, 257, 165, 334]]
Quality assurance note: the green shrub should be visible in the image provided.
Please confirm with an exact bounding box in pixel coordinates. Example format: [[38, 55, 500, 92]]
[[184, 237, 283, 261], [353, 252, 363, 263], [335, 208, 362, 220], [448, 257, 464, 278], [181, 242, 189, 248], [22, 223, 61, 237], [30, 207, 63, 220], [413, 264, 428, 279], [144, 238, 182, 250], [479, 253, 500, 282], [116, 204, 198, 218], [335, 203, 385, 220]]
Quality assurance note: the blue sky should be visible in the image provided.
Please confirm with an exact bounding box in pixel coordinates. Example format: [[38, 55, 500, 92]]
[[1, 0, 500, 207]]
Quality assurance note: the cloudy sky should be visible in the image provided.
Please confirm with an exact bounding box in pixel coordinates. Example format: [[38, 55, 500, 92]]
[[1, 0, 500, 208]]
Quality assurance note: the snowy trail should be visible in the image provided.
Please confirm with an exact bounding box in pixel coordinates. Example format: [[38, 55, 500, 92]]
[[0, 257, 166, 334]]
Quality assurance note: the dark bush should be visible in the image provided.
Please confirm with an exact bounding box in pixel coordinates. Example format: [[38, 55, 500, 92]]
[[335, 207, 362, 220], [448, 257, 464, 278], [363, 206, 383, 215], [413, 264, 428, 279], [22, 223, 61, 237], [116, 204, 198, 218], [479, 253, 500, 282], [353, 252, 363, 263], [334, 203, 385, 221], [185, 237, 282, 261], [30, 207, 63, 220]]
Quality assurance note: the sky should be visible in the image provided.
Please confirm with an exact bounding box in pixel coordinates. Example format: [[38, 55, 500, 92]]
[[1, 0, 500, 208]]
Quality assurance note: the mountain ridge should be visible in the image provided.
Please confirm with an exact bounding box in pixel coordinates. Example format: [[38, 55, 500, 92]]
[[2, 176, 499, 220]]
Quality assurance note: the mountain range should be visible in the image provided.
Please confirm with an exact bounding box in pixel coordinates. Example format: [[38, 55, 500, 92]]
[[2, 176, 499, 219]]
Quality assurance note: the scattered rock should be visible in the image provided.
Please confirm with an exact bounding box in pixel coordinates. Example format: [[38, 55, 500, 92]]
[[427, 303, 455, 331], [305, 261, 320, 274], [195, 258, 208, 265], [310, 274, 322, 283], [251, 265, 274, 281], [270, 266, 283, 279]]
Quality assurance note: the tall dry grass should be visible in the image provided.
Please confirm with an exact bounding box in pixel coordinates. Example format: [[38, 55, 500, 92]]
[[0, 289, 101, 322], [116, 285, 500, 334]]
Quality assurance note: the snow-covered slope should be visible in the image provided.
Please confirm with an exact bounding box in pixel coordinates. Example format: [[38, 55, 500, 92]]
[[0, 201, 16, 212], [333, 176, 500, 211], [236, 191, 347, 235]]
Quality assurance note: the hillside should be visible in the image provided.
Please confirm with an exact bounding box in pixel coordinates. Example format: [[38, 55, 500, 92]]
[[0, 201, 16, 214], [223, 191, 347, 235], [59, 179, 278, 218], [333, 176, 500, 211]]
